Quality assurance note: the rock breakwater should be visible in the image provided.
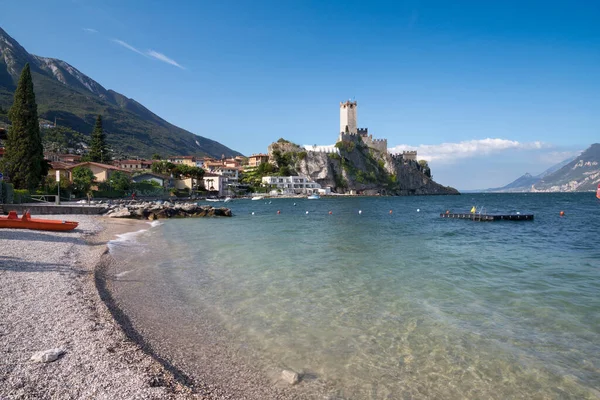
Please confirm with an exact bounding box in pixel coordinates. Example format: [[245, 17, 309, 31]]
[[102, 201, 232, 219]]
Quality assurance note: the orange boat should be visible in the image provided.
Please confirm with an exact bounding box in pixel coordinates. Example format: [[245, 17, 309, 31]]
[[0, 211, 78, 231]]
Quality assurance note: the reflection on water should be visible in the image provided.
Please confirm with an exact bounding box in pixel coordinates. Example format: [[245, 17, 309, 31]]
[[110, 194, 600, 399]]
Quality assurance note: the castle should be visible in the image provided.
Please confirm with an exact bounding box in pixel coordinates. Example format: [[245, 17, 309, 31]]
[[302, 100, 417, 161], [337, 100, 417, 160]]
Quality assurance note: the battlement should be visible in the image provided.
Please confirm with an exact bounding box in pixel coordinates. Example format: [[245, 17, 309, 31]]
[[340, 100, 357, 108], [402, 151, 417, 161], [357, 128, 368, 135]]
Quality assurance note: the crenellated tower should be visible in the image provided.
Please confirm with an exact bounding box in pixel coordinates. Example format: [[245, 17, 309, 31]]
[[340, 100, 357, 135]]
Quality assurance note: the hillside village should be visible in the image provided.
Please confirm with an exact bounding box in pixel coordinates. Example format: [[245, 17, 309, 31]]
[[0, 122, 260, 198], [0, 122, 322, 198], [0, 95, 461, 200]]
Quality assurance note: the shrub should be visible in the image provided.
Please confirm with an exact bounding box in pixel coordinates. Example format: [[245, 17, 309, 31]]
[[14, 189, 31, 203], [0, 182, 14, 203]]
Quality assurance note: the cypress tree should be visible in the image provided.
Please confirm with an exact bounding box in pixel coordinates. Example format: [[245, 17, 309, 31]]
[[1, 63, 44, 190], [88, 115, 111, 163]]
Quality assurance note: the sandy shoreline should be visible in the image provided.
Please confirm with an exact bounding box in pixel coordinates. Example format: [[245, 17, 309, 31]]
[[0, 215, 203, 399], [98, 220, 323, 400]]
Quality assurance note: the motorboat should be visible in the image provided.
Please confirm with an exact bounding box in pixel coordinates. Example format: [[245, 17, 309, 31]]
[[0, 211, 78, 231], [307, 194, 320, 200], [224, 197, 232, 203], [251, 196, 264, 201]]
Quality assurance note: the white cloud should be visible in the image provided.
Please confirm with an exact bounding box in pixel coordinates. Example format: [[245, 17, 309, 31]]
[[112, 39, 146, 56], [388, 138, 546, 163], [111, 39, 184, 69], [147, 49, 185, 69], [83, 28, 98, 34]]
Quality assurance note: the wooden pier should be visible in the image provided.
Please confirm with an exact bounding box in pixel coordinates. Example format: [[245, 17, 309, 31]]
[[440, 213, 534, 221]]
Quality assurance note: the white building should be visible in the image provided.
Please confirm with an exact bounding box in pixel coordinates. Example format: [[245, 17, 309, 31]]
[[202, 173, 225, 196], [261, 176, 321, 194]]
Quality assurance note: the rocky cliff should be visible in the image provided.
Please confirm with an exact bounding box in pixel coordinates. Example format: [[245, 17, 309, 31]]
[[268, 138, 459, 195]]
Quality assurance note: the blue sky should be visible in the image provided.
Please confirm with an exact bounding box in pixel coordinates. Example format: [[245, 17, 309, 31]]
[[1, 0, 599, 190]]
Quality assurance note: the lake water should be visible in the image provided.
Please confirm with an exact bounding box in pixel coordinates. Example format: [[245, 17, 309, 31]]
[[109, 193, 600, 399]]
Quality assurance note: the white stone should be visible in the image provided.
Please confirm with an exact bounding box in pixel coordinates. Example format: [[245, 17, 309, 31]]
[[281, 369, 300, 385], [107, 207, 131, 218], [30, 348, 65, 363]]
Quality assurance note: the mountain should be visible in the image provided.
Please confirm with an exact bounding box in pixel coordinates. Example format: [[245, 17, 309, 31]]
[[532, 144, 600, 192], [0, 26, 241, 159], [487, 144, 599, 192]]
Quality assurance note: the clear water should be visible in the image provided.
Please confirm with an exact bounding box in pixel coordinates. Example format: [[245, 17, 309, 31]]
[[110, 193, 600, 399]]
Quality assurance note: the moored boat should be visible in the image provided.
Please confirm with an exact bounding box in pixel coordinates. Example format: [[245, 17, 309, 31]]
[[251, 196, 264, 201], [307, 194, 320, 200], [0, 211, 78, 231]]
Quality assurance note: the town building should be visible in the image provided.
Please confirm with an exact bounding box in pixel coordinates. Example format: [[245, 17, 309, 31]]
[[48, 161, 71, 182], [261, 176, 322, 195], [132, 173, 169, 187], [167, 155, 197, 166], [248, 153, 269, 167], [116, 159, 153, 170], [65, 162, 131, 183], [44, 153, 82, 164], [202, 173, 225, 196]]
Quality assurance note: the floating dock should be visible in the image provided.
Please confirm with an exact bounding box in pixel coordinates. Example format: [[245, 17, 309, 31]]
[[440, 213, 534, 221]]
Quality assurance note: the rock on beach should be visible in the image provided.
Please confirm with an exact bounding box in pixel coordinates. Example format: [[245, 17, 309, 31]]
[[102, 201, 232, 219], [281, 370, 300, 385], [30, 348, 65, 363]]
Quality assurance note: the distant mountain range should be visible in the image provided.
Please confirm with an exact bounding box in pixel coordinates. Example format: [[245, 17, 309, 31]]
[[486, 143, 600, 192], [0, 26, 241, 159]]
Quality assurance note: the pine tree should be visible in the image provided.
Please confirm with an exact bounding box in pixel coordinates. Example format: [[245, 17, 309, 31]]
[[88, 115, 111, 163], [1, 63, 45, 190]]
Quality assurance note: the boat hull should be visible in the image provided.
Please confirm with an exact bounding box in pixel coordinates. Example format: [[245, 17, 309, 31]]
[[0, 214, 78, 231]]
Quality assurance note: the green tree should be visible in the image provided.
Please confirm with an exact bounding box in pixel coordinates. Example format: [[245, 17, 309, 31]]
[[151, 160, 176, 175], [418, 160, 432, 178], [1, 63, 45, 190], [88, 115, 111, 163], [71, 166, 95, 197], [151, 153, 162, 160], [109, 171, 131, 192]]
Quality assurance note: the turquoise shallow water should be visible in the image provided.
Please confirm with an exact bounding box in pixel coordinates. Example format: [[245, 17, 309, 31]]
[[110, 193, 600, 399]]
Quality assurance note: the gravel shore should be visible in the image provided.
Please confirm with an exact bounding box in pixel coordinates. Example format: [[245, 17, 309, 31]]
[[0, 215, 201, 399]]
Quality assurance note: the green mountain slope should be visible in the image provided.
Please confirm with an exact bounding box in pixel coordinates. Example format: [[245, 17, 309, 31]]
[[0, 26, 241, 158]]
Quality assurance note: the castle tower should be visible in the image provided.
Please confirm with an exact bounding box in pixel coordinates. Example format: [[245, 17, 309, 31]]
[[340, 100, 357, 135]]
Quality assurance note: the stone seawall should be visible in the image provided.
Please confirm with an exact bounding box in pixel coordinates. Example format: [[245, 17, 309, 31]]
[[1, 204, 106, 215]]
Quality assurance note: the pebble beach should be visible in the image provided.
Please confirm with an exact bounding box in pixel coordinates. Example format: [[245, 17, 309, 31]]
[[0, 215, 203, 400]]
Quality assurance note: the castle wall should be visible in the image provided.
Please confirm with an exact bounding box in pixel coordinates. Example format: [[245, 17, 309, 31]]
[[362, 135, 388, 153]]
